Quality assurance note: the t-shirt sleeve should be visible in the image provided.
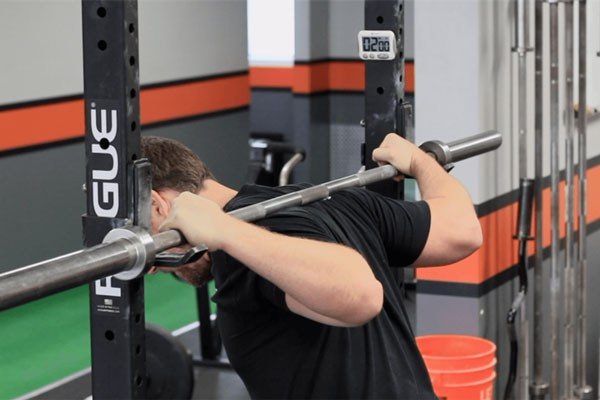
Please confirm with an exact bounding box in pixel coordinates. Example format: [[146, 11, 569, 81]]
[[212, 210, 336, 311], [357, 190, 431, 266]]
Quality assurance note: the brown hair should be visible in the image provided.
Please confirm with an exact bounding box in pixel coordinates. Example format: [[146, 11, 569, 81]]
[[141, 136, 214, 192]]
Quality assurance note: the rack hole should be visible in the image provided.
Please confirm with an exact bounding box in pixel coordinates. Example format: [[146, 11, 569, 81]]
[[129, 23, 135, 33], [377, 87, 384, 95], [97, 7, 106, 18], [130, 88, 137, 99], [105, 330, 115, 341], [135, 375, 143, 386], [135, 345, 141, 355], [97, 40, 107, 51], [134, 313, 141, 323], [99, 138, 109, 150], [132, 154, 138, 161], [129, 56, 136, 66], [131, 121, 137, 131], [376, 16, 384, 24]]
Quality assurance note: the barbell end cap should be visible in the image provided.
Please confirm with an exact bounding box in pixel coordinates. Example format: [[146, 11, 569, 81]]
[[419, 140, 451, 165], [573, 385, 593, 400], [529, 382, 549, 398]]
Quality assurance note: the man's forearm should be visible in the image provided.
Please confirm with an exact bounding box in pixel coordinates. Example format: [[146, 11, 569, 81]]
[[218, 217, 383, 323]]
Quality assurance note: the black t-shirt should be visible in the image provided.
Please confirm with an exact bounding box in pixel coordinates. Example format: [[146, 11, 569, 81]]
[[211, 184, 436, 399]]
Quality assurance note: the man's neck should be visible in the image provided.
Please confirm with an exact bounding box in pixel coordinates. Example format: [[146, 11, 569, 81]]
[[197, 179, 238, 209]]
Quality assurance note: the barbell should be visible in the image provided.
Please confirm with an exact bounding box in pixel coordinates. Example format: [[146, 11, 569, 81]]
[[0, 130, 501, 311]]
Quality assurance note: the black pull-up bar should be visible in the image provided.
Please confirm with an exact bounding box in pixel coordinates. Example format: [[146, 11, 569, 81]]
[[0, 130, 501, 312]]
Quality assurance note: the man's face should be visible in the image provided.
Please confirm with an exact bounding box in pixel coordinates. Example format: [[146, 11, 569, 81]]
[[172, 252, 213, 287], [149, 190, 213, 286], [149, 246, 213, 287]]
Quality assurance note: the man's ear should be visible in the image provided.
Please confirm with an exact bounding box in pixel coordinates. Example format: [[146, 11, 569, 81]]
[[151, 190, 170, 218]]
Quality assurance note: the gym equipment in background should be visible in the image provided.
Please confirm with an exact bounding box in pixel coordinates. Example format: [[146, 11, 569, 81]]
[[247, 133, 306, 187], [504, 179, 534, 400]]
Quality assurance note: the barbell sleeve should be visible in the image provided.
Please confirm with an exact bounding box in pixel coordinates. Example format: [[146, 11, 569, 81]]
[[0, 229, 185, 311], [0, 241, 135, 311], [445, 130, 502, 163]]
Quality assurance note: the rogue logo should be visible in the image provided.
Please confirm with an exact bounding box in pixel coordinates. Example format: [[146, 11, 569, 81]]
[[90, 102, 122, 298], [90, 102, 119, 218]]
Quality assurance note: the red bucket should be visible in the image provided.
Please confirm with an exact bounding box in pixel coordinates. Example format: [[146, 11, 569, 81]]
[[434, 371, 496, 400], [428, 358, 497, 387], [416, 335, 496, 370]]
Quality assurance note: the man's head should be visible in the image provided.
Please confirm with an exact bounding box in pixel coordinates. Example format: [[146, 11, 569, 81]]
[[141, 136, 215, 232], [141, 136, 218, 286]]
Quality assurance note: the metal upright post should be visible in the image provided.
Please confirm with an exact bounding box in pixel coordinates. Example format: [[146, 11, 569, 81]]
[[514, 0, 531, 180], [364, 0, 405, 200], [363, 0, 406, 288], [530, 1, 549, 399], [574, 1, 593, 398], [81, 0, 146, 398], [564, 0, 576, 397], [512, 0, 532, 396], [548, 2, 561, 398]]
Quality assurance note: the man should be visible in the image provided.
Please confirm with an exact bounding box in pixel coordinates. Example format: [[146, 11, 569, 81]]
[[142, 134, 482, 399]]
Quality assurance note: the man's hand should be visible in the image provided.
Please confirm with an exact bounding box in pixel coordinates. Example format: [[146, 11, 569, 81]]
[[158, 191, 233, 250], [371, 133, 425, 179]]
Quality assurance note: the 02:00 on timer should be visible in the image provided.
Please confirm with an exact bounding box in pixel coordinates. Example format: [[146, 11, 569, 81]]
[[362, 37, 390, 52]]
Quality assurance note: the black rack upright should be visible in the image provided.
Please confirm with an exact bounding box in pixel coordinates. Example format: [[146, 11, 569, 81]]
[[81, 1, 146, 398], [364, 0, 407, 199]]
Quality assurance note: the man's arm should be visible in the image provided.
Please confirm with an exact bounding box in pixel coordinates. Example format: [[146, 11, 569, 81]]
[[372, 134, 483, 266], [160, 192, 383, 327]]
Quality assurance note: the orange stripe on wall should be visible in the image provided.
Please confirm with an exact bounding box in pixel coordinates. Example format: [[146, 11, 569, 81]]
[[416, 164, 600, 284], [0, 74, 250, 152], [250, 61, 414, 94], [328, 62, 365, 92], [140, 75, 249, 125], [249, 67, 295, 89], [0, 99, 85, 152]]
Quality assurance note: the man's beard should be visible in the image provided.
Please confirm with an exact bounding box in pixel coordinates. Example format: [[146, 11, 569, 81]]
[[172, 256, 213, 287]]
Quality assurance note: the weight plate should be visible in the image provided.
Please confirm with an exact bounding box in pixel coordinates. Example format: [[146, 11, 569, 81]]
[[146, 324, 194, 399]]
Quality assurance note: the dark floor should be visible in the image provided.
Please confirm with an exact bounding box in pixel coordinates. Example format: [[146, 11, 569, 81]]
[[27, 326, 249, 400]]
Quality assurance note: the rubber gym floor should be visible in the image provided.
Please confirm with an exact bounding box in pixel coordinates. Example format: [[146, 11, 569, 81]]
[[0, 274, 249, 399]]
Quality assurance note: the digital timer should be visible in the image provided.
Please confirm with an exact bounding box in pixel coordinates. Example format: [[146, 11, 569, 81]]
[[357, 30, 396, 60]]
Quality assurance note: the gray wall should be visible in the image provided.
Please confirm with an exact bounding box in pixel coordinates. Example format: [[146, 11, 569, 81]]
[[0, 111, 249, 274], [0, 0, 248, 105]]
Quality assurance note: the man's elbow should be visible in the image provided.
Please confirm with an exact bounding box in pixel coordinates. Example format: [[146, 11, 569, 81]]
[[342, 279, 384, 327], [458, 218, 483, 256]]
